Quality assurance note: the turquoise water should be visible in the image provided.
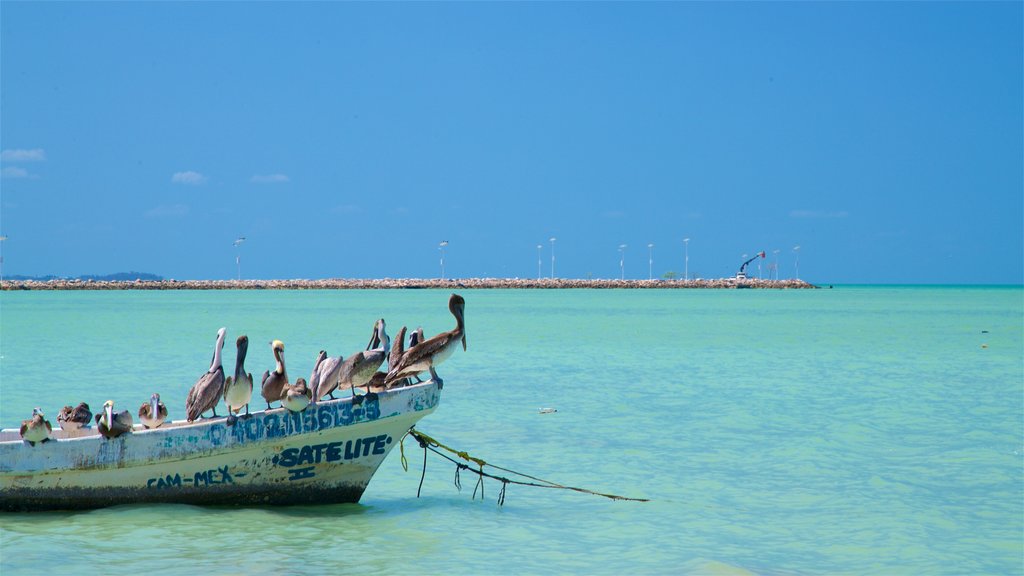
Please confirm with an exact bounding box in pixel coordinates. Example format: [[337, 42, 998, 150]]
[[1, 287, 1021, 574]]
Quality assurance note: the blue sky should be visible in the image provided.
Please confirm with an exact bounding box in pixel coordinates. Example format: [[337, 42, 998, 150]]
[[1, 2, 1021, 283]]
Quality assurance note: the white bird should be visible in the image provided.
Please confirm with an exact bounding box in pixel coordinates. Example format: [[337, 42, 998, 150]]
[[386, 294, 465, 389]]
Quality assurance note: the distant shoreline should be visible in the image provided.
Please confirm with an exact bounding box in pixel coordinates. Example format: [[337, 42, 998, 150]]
[[0, 277, 817, 290]]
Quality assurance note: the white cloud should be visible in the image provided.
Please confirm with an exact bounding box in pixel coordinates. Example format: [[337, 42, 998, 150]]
[[251, 173, 290, 184], [172, 171, 207, 185], [790, 210, 849, 219], [1, 166, 32, 179], [145, 204, 189, 218], [1, 148, 46, 162]]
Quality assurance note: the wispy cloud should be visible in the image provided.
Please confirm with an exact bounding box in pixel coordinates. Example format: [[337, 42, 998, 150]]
[[145, 204, 189, 218], [602, 210, 626, 219], [172, 171, 207, 185], [1, 166, 34, 179], [1, 148, 46, 162], [790, 210, 849, 219], [251, 173, 290, 184]]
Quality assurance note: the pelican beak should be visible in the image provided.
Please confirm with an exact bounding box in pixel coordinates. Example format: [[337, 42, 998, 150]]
[[105, 404, 114, 428], [462, 334, 467, 351], [151, 396, 159, 418], [366, 321, 380, 351]]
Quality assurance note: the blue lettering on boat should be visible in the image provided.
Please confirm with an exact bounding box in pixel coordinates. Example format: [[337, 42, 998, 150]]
[[273, 434, 392, 468], [146, 465, 235, 490]]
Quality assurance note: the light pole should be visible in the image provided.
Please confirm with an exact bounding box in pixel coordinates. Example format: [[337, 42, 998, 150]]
[[549, 237, 556, 279], [773, 249, 780, 281], [683, 238, 690, 281], [439, 241, 449, 280], [536, 244, 543, 280], [619, 244, 627, 280], [0, 235, 7, 286], [233, 237, 246, 280], [648, 243, 654, 280], [793, 245, 801, 280]]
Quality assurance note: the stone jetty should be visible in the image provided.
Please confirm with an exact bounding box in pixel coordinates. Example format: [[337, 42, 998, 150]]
[[0, 277, 817, 290]]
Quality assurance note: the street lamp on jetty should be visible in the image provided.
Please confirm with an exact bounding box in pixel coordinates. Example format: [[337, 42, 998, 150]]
[[439, 241, 449, 280], [549, 237, 556, 279], [648, 243, 654, 280], [536, 244, 543, 280], [683, 237, 690, 281]]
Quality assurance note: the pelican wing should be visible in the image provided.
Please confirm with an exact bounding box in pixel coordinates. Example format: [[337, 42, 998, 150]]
[[186, 366, 224, 421]]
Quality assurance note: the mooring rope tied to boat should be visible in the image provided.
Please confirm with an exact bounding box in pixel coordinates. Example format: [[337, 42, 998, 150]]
[[400, 427, 649, 505]]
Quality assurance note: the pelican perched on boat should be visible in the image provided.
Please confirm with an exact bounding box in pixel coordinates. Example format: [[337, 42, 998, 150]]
[[20, 408, 52, 446], [389, 326, 408, 371], [308, 350, 327, 399], [56, 402, 92, 432], [282, 377, 312, 412], [224, 335, 254, 422], [186, 327, 227, 422], [138, 393, 168, 429], [386, 294, 465, 389], [260, 340, 288, 409], [312, 350, 345, 402], [96, 400, 133, 439], [347, 318, 390, 394]]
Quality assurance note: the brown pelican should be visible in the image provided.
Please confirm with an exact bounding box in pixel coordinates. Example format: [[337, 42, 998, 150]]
[[389, 325, 408, 371], [386, 294, 465, 388], [282, 377, 312, 412], [224, 335, 254, 422], [186, 327, 227, 422], [312, 351, 345, 402], [56, 402, 92, 432], [347, 318, 390, 395], [260, 339, 288, 409], [96, 400, 134, 439], [138, 393, 169, 429], [20, 408, 52, 446]]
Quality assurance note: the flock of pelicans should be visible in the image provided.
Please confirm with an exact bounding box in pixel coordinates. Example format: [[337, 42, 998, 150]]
[[18, 294, 467, 446]]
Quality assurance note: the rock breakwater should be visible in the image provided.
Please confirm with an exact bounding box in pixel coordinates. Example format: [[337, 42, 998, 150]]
[[0, 277, 817, 290]]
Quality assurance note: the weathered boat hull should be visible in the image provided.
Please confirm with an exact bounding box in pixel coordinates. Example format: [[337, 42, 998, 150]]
[[0, 381, 440, 511]]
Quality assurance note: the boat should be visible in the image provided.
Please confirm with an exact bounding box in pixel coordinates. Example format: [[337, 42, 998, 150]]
[[0, 380, 440, 512]]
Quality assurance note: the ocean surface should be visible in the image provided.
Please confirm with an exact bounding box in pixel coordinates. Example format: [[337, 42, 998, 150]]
[[0, 286, 1021, 575]]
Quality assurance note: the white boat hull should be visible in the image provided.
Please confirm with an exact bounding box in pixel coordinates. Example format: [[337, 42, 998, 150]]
[[0, 381, 440, 511]]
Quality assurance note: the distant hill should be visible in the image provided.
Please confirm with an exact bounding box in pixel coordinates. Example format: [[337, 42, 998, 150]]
[[6, 271, 164, 282]]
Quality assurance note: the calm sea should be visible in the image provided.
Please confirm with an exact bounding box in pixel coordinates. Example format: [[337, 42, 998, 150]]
[[1, 286, 1021, 575]]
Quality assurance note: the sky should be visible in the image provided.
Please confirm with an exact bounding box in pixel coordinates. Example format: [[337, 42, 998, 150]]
[[1, 2, 1021, 284]]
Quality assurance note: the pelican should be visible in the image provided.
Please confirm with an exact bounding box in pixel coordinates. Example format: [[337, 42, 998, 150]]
[[308, 350, 327, 400], [20, 408, 52, 446], [56, 402, 92, 432], [347, 318, 390, 395], [401, 326, 428, 384], [138, 393, 168, 428], [260, 340, 288, 409], [386, 294, 465, 388], [224, 335, 254, 422], [282, 377, 312, 412], [312, 351, 345, 402], [389, 326, 408, 371], [96, 400, 134, 439], [186, 327, 227, 422]]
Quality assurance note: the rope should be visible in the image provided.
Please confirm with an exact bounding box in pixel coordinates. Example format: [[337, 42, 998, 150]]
[[400, 427, 649, 505]]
